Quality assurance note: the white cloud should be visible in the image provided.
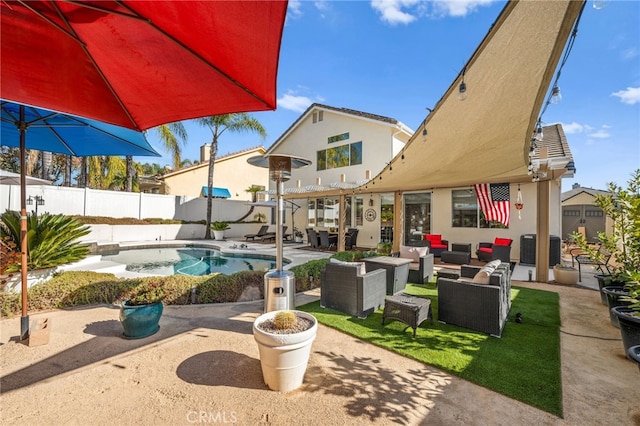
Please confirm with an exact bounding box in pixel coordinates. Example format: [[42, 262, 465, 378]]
[[587, 129, 611, 139], [621, 47, 639, 60], [611, 87, 640, 105], [370, 0, 497, 25], [370, 0, 419, 25], [287, 0, 303, 20], [277, 92, 314, 112], [432, 0, 496, 17], [560, 122, 586, 134]]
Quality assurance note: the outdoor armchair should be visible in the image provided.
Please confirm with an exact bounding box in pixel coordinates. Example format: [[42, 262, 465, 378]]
[[320, 260, 386, 318], [423, 234, 449, 257], [393, 245, 434, 284], [476, 237, 513, 262]]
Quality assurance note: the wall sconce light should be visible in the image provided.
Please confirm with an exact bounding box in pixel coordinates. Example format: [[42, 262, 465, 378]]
[[422, 127, 427, 137], [401, 153, 405, 163], [550, 85, 562, 104], [369, 196, 374, 207], [458, 69, 467, 101]]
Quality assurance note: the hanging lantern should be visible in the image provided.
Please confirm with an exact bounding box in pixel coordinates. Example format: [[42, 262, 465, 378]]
[[515, 184, 524, 219]]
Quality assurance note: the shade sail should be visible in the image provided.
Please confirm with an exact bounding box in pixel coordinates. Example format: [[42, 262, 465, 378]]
[[201, 186, 232, 199], [365, 0, 584, 192], [0, 0, 288, 131]]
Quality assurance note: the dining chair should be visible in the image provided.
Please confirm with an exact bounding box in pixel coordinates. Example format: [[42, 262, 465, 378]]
[[319, 230, 337, 249]]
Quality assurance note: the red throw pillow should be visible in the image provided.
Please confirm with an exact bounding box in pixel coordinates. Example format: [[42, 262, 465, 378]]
[[426, 234, 442, 245], [494, 237, 512, 246]]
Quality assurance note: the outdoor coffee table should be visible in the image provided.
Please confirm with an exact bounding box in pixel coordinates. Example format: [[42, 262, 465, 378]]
[[437, 268, 461, 281], [382, 292, 432, 337], [363, 256, 411, 295]]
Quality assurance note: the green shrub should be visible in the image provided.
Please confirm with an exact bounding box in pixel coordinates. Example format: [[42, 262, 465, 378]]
[[290, 258, 329, 292], [0, 258, 332, 315], [1, 211, 90, 271]]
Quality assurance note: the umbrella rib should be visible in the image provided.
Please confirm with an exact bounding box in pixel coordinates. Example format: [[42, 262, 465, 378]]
[[18, 0, 86, 47]]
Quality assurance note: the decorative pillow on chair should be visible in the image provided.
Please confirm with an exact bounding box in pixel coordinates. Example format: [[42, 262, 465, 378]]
[[425, 234, 442, 245], [400, 245, 429, 262], [330, 258, 366, 275], [494, 237, 512, 246], [472, 264, 497, 284]]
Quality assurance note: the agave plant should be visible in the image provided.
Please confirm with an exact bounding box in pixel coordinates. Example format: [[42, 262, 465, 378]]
[[0, 210, 91, 271]]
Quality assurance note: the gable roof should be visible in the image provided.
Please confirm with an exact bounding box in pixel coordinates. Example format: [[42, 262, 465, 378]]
[[561, 186, 611, 202], [160, 145, 265, 179], [266, 103, 413, 154]]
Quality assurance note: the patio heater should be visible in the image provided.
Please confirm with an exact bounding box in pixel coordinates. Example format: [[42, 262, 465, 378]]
[[247, 154, 311, 312]]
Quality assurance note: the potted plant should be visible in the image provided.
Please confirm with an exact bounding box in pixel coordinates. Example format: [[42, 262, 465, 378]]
[[211, 221, 230, 240], [253, 310, 318, 392], [119, 280, 166, 339], [553, 263, 579, 286], [294, 228, 304, 243], [612, 275, 640, 358], [569, 170, 640, 302]]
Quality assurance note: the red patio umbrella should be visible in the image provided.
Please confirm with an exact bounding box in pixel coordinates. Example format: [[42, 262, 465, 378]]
[[1, 0, 288, 340], [1, 0, 288, 131]]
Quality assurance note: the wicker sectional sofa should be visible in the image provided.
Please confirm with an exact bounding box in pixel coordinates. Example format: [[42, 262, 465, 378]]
[[436, 262, 512, 337]]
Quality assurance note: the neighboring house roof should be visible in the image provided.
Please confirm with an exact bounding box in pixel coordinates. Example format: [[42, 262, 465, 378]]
[[561, 186, 611, 203], [159, 145, 265, 179], [265, 103, 413, 154]]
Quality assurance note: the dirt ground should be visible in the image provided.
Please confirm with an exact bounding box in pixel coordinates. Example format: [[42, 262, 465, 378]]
[[1, 281, 639, 425]]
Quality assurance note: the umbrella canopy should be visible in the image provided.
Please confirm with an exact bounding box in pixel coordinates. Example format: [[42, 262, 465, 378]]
[[0, 169, 51, 186], [1, 101, 160, 157], [0, 0, 288, 131], [1, 101, 159, 341]]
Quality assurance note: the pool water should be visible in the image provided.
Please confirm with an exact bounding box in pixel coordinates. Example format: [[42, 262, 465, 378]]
[[102, 247, 279, 276]]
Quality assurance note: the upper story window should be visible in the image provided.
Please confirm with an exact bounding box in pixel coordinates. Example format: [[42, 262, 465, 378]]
[[312, 110, 324, 123], [328, 132, 349, 143], [316, 142, 362, 170]]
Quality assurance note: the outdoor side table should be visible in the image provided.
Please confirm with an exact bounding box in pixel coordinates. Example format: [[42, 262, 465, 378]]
[[382, 293, 432, 337], [363, 256, 411, 295], [437, 268, 461, 280]]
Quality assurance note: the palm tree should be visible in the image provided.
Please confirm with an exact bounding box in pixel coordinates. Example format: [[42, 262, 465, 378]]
[[195, 114, 266, 239], [153, 121, 188, 170]]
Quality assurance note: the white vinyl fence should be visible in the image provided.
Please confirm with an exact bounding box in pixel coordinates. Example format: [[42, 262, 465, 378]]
[[0, 184, 272, 225]]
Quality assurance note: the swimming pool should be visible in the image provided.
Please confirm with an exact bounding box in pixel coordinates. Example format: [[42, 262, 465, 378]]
[[101, 246, 281, 276]]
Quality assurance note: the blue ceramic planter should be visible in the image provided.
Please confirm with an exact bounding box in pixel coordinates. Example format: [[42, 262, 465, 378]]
[[119, 301, 163, 339]]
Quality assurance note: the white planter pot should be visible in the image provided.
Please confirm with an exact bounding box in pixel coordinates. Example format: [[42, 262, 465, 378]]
[[2, 267, 57, 292], [253, 310, 318, 392], [295, 236, 303, 243], [553, 266, 579, 285], [213, 230, 225, 240]]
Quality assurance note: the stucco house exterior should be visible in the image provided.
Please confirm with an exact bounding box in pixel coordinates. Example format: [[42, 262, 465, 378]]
[[161, 146, 268, 200]]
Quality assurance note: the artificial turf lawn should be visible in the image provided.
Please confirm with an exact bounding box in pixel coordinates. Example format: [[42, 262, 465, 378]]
[[298, 283, 562, 417]]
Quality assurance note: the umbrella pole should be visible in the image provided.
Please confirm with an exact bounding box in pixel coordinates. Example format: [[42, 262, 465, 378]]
[[19, 105, 29, 341]]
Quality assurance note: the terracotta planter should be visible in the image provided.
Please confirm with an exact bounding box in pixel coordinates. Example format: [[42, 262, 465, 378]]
[[253, 310, 317, 392]]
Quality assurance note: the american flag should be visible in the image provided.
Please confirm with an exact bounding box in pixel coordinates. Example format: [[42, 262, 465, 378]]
[[474, 183, 510, 226]]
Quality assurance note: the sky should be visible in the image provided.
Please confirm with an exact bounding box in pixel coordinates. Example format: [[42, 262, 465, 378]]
[[143, 0, 640, 192]]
